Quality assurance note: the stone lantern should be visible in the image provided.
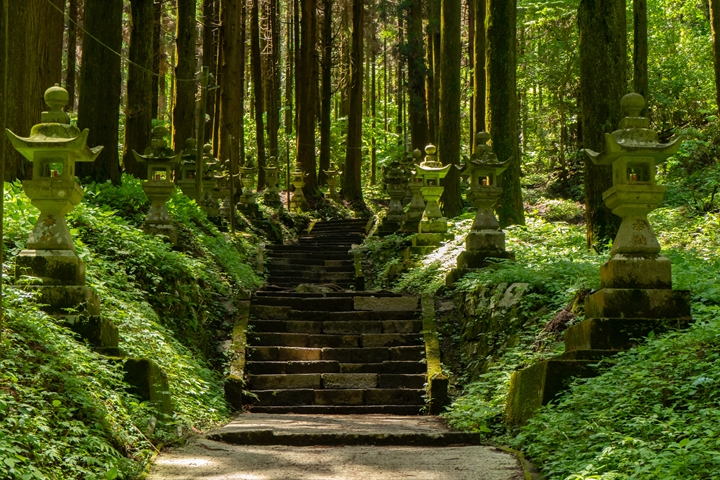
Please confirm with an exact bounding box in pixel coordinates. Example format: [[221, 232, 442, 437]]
[[6, 84, 118, 350], [215, 157, 239, 223], [131, 125, 182, 244], [505, 93, 690, 426], [238, 157, 259, 216], [449, 132, 514, 283], [290, 162, 308, 212], [323, 161, 342, 203], [176, 138, 198, 197], [398, 151, 414, 206], [377, 160, 407, 236], [400, 149, 425, 233], [263, 156, 282, 207], [407, 145, 453, 255], [200, 144, 220, 218]]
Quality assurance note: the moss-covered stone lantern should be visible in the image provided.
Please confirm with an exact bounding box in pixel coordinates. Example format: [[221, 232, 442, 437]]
[[323, 161, 342, 203], [176, 137, 198, 197], [238, 157, 259, 216], [290, 162, 308, 212], [448, 132, 514, 284], [215, 157, 239, 223], [131, 125, 182, 245], [377, 160, 407, 236], [199, 144, 220, 218], [400, 149, 425, 233], [407, 145, 453, 255], [263, 156, 282, 207], [505, 93, 690, 427]]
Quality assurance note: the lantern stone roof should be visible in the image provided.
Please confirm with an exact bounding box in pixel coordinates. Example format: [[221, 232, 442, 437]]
[[461, 131, 512, 177], [416, 145, 452, 175]]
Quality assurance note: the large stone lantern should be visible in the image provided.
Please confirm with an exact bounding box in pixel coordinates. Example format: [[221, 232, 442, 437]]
[[323, 161, 342, 203], [377, 160, 407, 236], [238, 157, 259, 216], [407, 145, 453, 255], [400, 149, 425, 233], [263, 156, 282, 207], [200, 144, 220, 218], [216, 157, 239, 223], [176, 138, 198, 197], [132, 126, 182, 244], [290, 162, 308, 212], [450, 132, 514, 282], [505, 93, 690, 426]]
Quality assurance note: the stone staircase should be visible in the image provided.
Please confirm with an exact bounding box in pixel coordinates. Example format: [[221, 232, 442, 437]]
[[264, 218, 370, 289]]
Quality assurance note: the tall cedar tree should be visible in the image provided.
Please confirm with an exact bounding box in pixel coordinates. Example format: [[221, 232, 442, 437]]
[[65, 0, 78, 112], [76, 0, 122, 184], [123, 0, 155, 179], [152, 0, 162, 119], [203, 0, 218, 142], [285, 1, 293, 135], [427, 0, 441, 145], [2, 0, 64, 181], [633, 0, 648, 116], [486, 0, 524, 226], [473, 0, 486, 140], [709, 0, 720, 113], [263, 0, 281, 165], [296, 0, 319, 195], [407, 0, 429, 151], [217, 0, 245, 168], [319, 0, 333, 186], [342, 0, 364, 201], [173, 0, 197, 151], [251, 0, 267, 186], [438, 0, 463, 217], [579, 0, 626, 249]]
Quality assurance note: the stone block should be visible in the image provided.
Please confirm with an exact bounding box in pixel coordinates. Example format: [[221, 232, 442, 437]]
[[411, 232, 453, 247], [277, 347, 322, 361], [286, 321, 322, 334], [250, 305, 292, 320], [426, 375, 449, 415], [600, 254, 672, 289], [322, 373, 378, 389], [315, 389, 364, 405], [378, 374, 426, 389], [62, 314, 118, 351], [382, 320, 422, 334], [419, 219, 449, 234], [354, 296, 419, 312], [465, 230, 506, 252], [362, 333, 419, 348], [505, 359, 597, 426], [564, 317, 690, 352], [15, 249, 86, 285], [123, 358, 173, 415], [365, 388, 423, 405], [251, 389, 315, 406], [307, 334, 359, 348], [585, 288, 691, 319], [27, 285, 101, 316], [143, 223, 177, 245], [456, 250, 514, 270], [249, 374, 321, 390], [389, 346, 424, 361]]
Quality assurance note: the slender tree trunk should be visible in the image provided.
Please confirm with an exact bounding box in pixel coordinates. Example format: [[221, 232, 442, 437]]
[[473, 0, 486, 139], [203, 0, 218, 141], [319, 0, 333, 187], [633, 0, 648, 117], [486, 0, 523, 226], [251, 0, 267, 185], [152, 0, 162, 119], [285, 0, 294, 134], [296, 0, 319, 195], [263, 0, 280, 167], [173, 0, 197, 151], [468, 0, 474, 141], [437, 0, 462, 217], [407, 0, 429, 151], [396, 14, 404, 144], [65, 0, 78, 112], [218, 0, 245, 167], [711, 0, 720, 113], [76, 0, 122, 184], [371, 35, 377, 185], [123, 0, 155, 179], [342, 0, 364, 202], [428, 0, 441, 146], [339, 1, 350, 119], [293, 0, 300, 132], [579, 0, 626, 249]]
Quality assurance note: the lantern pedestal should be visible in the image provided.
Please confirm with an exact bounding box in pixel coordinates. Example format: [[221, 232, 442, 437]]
[[400, 181, 425, 233], [142, 180, 178, 244], [377, 162, 407, 236]]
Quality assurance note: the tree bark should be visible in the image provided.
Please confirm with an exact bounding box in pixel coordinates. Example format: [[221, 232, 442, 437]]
[[438, 0, 463, 218], [76, 0, 122, 184], [251, 0, 267, 186], [711, 0, 720, 113], [427, 0, 441, 146], [123, 0, 155, 179], [296, 0, 319, 195], [152, 0, 162, 119], [633, 0, 648, 117], [65, 0, 78, 112], [218, 0, 246, 168], [473, 0, 486, 139], [285, 0, 294, 134], [319, 0, 333, 187], [342, 0, 364, 202], [486, 0, 524, 226], [263, 0, 280, 165], [203, 0, 218, 141], [407, 0, 429, 151], [579, 0, 626, 249], [172, 0, 197, 151]]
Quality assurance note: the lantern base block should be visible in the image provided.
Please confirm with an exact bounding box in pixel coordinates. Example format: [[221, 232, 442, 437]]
[[238, 202, 261, 218], [565, 316, 691, 352], [121, 357, 173, 416], [61, 314, 120, 353], [466, 230, 506, 252], [585, 288, 691, 319], [18, 285, 101, 316], [399, 215, 423, 233], [263, 192, 283, 208], [376, 220, 402, 237], [15, 249, 86, 285], [418, 219, 449, 234], [143, 223, 178, 246], [445, 250, 514, 286], [600, 254, 672, 289], [404, 233, 454, 257]]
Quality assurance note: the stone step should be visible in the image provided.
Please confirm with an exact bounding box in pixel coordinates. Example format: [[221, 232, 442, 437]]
[[266, 252, 351, 261], [248, 332, 423, 348], [247, 373, 425, 390], [242, 405, 424, 416], [267, 273, 355, 282], [246, 360, 425, 375], [267, 258, 355, 267], [267, 245, 353, 252], [250, 319, 423, 334], [254, 291, 401, 298], [247, 388, 425, 406], [248, 345, 424, 363], [251, 296, 356, 311], [287, 310, 420, 321], [266, 265, 355, 273]]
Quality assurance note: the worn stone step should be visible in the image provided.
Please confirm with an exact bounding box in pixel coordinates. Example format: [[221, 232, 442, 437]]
[[252, 297, 356, 311], [244, 405, 424, 416], [339, 361, 426, 374], [266, 265, 355, 273], [246, 360, 341, 375], [289, 310, 420, 321], [247, 388, 425, 406], [321, 345, 424, 363], [248, 346, 322, 362], [361, 334, 423, 348], [268, 273, 355, 282], [250, 332, 361, 348], [248, 374, 322, 390], [267, 253, 351, 261], [267, 245, 353, 253], [378, 374, 426, 389], [254, 291, 401, 298]]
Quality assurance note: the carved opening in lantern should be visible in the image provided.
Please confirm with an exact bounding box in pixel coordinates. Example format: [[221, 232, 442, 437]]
[[626, 162, 650, 183]]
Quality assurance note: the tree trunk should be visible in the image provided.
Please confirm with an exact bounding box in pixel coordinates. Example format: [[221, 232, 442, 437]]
[[203, 0, 218, 141], [319, 0, 333, 187], [152, 0, 162, 119], [76, 0, 122, 184], [473, 0, 486, 139], [172, 0, 197, 151], [285, 0, 293, 134], [468, 0, 474, 140], [342, 0, 364, 202], [579, 0, 626, 249], [217, 0, 245, 168], [296, 0, 319, 195], [263, 0, 280, 166], [123, 0, 155, 179], [371, 36, 377, 185], [633, 0, 648, 117], [407, 0, 429, 151], [486, 0, 524, 226], [251, 0, 267, 185], [396, 14, 404, 145], [438, 0, 463, 218], [428, 0, 441, 146], [65, 0, 78, 112], [711, 0, 720, 113]]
